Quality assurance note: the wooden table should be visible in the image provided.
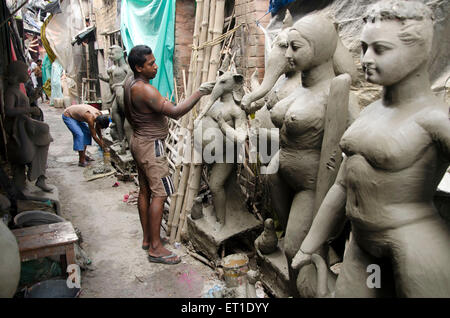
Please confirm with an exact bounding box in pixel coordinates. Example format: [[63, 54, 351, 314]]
[[12, 221, 79, 271]]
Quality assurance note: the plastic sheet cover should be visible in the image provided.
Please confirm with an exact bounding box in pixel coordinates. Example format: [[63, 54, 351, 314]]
[[120, 0, 175, 101], [44, 0, 84, 78]]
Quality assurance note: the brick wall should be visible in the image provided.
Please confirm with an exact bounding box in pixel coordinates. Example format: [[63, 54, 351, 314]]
[[174, 0, 196, 100], [234, 0, 270, 83]]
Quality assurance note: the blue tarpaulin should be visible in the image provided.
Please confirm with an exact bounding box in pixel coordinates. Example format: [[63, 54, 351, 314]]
[[269, 0, 296, 15], [120, 0, 175, 101]]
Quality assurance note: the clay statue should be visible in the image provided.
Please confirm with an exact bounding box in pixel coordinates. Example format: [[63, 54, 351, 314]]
[[194, 70, 248, 230], [293, 0, 450, 297], [251, 13, 358, 296], [254, 218, 278, 254], [4, 61, 53, 192], [99, 45, 133, 153]]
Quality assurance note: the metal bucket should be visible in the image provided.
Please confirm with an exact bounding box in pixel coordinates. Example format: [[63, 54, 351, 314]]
[[222, 253, 249, 288]]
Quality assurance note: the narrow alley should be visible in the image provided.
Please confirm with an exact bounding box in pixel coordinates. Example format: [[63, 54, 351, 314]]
[[43, 101, 222, 298]]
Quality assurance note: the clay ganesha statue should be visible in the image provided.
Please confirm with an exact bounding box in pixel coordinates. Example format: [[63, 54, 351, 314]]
[[293, 0, 450, 298], [194, 70, 248, 230]]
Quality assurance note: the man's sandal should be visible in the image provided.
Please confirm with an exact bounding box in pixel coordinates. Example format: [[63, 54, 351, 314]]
[[148, 253, 181, 265]]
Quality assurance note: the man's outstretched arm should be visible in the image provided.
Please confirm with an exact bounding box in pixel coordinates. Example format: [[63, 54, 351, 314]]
[[133, 82, 214, 120]]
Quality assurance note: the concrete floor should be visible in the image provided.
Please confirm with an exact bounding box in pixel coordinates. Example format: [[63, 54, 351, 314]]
[[42, 101, 223, 298]]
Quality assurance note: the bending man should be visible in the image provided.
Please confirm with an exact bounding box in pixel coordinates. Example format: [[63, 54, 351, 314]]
[[62, 104, 110, 167]]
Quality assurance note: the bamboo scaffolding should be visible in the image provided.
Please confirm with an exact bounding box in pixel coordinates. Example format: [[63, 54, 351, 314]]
[[193, 0, 211, 93], [167, 71, 189, 235], [207, 0, 226, 82], [187, 0, 204, 97], [202, 0, 216, 84], [174, 0, 227, 242]]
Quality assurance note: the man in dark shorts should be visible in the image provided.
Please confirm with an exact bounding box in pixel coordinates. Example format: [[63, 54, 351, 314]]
[[124, 45, 213, 265], [62, 104, 110, 166]]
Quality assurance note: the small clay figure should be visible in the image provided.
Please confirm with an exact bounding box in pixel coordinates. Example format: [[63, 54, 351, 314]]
[[99, 45, 133, 152], [194, 71, 248, 230], [293, 0, 450, 297], [4, 61, 53, 192], [255, 218, 278, 254]]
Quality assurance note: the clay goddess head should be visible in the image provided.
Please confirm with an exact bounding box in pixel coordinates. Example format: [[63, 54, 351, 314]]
[[361, 0, 434, 86], [108, 45, 125, 61], [286, 14, 338, 72]]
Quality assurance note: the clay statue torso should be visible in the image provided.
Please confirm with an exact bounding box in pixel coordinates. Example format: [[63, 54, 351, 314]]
[[340, 98, 449, 232], [108, 63, 129, 88], [4, 86, 30, 134], [270, 84, 329, 191]]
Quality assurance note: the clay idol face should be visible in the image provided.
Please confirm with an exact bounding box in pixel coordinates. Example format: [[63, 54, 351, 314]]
[[361, 20, 427, 86], [108, 47, 123, 61], [286, 29, 314, 72]]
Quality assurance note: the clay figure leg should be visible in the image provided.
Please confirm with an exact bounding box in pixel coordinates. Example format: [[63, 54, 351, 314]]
[[334, 235, 394, 298], [266, 152, 293, 230], [284, 190, 315, 295], [390, 217, 450, 297], [209, 163, 234, 227], [111, 98, 125, 142]]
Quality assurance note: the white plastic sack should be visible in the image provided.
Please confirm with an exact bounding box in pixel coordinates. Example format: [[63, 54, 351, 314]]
[[44, 0, 84, 78]]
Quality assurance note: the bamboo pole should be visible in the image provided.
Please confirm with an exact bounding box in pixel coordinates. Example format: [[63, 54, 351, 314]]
[[202, 0, 216, 84], [193, 0, 210, 93], [187, 0, 204, 97], [167, 71, 189, 235], [207, 0, 225, 82]]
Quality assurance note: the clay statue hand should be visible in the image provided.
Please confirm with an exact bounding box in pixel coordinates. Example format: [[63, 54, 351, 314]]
[[291, 249, 312, 270], [240, 94, 252, 113], [198, 81, 215, 95]]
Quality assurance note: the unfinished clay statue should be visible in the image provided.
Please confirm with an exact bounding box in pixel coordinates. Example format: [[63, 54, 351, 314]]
[[293, 0, 450, 297], [99, 45, 133, 153], [194, 71, 248, 230], [255, 218, 278, 254], [254, 13, 358, 296], [4, 61, 53, 192]]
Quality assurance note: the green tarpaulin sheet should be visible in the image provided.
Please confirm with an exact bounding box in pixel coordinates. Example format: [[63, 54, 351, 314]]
[[120, 0, 175, 101]]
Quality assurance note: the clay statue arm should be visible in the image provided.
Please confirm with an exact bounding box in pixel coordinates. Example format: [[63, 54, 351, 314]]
[[98, 72, 110, 82], [217, 110, 248, 144], [418, 110, 450, 160], [292, 157, 348, 270]]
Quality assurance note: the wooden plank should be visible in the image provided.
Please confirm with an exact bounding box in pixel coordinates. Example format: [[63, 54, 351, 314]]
[[20, 245, 67, 262], [65, 244, 76, 265], [12, 221, 78, 252]]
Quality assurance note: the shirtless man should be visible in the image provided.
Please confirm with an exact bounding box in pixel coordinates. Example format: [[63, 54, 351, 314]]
[[62, 104, 110, 166], [124, 45, 213, 264]]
